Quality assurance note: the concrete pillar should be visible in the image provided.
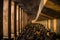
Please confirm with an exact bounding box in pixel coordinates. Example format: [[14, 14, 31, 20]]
[[53, 19, 57, 32], [0, 0, 3, 39]]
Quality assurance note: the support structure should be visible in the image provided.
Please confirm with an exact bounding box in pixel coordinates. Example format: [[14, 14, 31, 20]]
[[0, 0, 3, 39], [18, 6, 20, 35], [8, 0, 11, 40], [14, 2, 17, 40]]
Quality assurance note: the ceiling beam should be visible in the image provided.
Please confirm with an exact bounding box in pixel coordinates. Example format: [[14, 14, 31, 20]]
[[40, 13, 54, 18], [45, 0, 60, 12], [49, 0, 60, 5], [42, 6, 60, 18], [36, 13, 54, 21]]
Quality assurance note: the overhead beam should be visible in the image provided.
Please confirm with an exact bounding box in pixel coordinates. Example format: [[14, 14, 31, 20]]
[[40, 13, 54, 19], [37, 16, 49, 21], [37, 13, 53, 21], [42, 6, 60, 18], [45, 0, 60, 12], [50, 0, 60, 5]]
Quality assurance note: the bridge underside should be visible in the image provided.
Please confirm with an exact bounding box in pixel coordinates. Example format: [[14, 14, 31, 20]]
[[14, 0, 60, 21], [37, 0, 60, 21], [0, 0, 60, 40]]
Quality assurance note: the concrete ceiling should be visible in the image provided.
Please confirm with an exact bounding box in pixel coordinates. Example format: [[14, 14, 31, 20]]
[[37, 0, 60, 21], [14, 0, 60, 21]]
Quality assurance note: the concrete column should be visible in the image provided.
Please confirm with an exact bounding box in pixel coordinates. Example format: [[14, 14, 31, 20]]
[[47, 19, 51, 29], [53, 19, 57, 32], [0, 0, 3, 39]]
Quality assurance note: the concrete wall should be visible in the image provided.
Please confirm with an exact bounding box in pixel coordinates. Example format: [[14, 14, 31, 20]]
[[3, 0, 28, 38]]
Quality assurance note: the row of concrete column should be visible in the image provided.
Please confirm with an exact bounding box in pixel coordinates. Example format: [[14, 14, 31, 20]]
[[3, 0, 28, 40], [34, 19, 60, 34]]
